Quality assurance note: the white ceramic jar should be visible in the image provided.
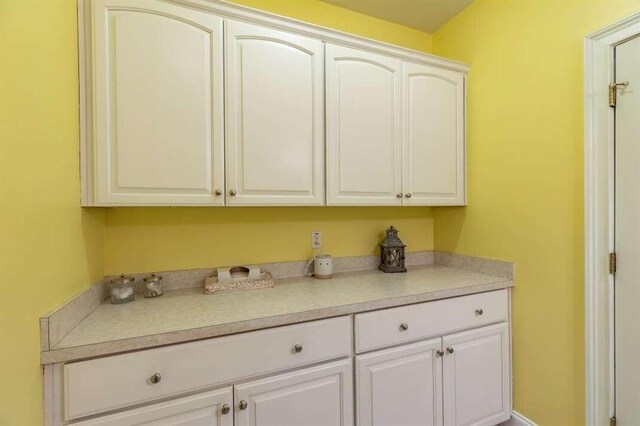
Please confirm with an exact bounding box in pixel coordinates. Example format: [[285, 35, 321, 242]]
[[314, 255, 333, 279]]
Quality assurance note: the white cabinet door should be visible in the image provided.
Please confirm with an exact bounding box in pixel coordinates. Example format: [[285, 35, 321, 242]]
[[234, 359, 353, 426], [71, 387, 233, 426], [356, 339, 443, 426], [402, 62, 465, 206], [326, 44, 402, 206], [225, 21, 324, 206], [91, 0, 224, 205], [442, 323, 510, 426]]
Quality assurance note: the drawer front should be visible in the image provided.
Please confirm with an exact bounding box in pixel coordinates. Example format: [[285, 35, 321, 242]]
[[64, 316, 351, 420], [355, 290, 508, 353]]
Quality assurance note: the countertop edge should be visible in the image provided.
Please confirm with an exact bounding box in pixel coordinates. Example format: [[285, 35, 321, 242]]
[[41, 279, 513, 365]]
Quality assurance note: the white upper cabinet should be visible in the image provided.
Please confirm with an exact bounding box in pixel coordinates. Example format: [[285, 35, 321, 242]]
[[402, 62, 465, 205], [81, 0, 468, 207], [326, 44, 403, 206], [87, 0, 225, 205], [225, 21, 325, 205]]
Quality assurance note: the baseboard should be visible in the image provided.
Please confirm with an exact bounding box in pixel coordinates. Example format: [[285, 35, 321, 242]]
[[500, 410, 538, 426]]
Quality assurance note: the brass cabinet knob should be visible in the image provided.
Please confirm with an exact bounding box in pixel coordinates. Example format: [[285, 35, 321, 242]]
[[405, 193, 412, 198], [436, 349, 444, 357], [400, 323, 409, 331], [396, 193, 403, 198], [239, 400, 248, 410], [475, 308, 484, 316], [446, 347, 455, 354], [221, 404, 230, 415], [229, 189, 237, 196], [215, 189, 223, 196], [294, 344, 303, 353], [150, 373, 162, 384]]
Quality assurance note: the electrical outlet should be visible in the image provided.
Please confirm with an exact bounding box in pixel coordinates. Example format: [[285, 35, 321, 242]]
[[311, 231, 322, 249]]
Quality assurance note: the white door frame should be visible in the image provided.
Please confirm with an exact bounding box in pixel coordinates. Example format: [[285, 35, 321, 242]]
[[585, 11, 640, 426]]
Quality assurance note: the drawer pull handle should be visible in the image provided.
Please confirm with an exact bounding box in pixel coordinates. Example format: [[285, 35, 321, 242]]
[[221, 404, 230, 415], [446, 347, 455, 354], [149, 373, 162, 384], [239, 400, 248, 410], [400, 323, 409, 331], [294, 344, 303, 353], [229, 189, 237, 196], [436, 349, 444, 357], [475, 309, 484, 316], [215, 189, 223, 196]]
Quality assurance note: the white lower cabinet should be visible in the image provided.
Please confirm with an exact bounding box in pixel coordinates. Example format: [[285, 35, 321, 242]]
[[443, 323, 511, 426], [356, 322, 510, 426], [71, 387, 233, 426], [356, 339, 443, 426], [234, 359, 353, 426], [54, 292, 510, 426]]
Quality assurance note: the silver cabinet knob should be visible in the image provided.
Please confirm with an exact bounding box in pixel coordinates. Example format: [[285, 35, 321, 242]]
[[475, 308, 484, 316], [436, 349, 444, 357], [400, 323, 409, 331], [150, 373, 162, 384], [239, 400, 248, 410], [405, 193, 412, 198], [446, 347, 454, 354], [221, 404, 230, 415], [294, 344, 303, 353], [229, 189, 237, 196], [215, 189, 223, 196], [396, 193, 403, 198]]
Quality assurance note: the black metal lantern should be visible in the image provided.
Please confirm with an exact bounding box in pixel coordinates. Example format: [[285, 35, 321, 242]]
[[379, 226, 407, 273]]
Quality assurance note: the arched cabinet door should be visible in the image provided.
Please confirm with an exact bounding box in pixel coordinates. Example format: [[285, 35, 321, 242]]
[[326, 44, 403, 206], [402, 62, 465, 206], [225, 20, 325, 206], [91, 0, 225, 205]]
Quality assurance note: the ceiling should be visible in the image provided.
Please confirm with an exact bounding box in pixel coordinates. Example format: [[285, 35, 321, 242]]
[[320, 0, 474, 33]]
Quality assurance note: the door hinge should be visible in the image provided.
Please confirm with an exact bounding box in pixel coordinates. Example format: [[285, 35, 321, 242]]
[[610, 252, 617, 275], [609, 82, 629, 107], [610, 416, 617, 426]]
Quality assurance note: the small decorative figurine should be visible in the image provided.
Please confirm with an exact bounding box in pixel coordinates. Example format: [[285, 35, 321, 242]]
[[143, 273, 163, 298], [379, 226, 407, 273]]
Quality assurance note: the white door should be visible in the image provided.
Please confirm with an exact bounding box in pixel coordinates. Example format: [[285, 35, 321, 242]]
[[234, 359, 353, 426], [71, 387, 233, 426], [326, 44, 402, 205], [615, 35, 640, 425], [356, 339, 443, 426], [91, 0, 224, 205], [402, 62, 465, 206], [442, 323, 510, 426], [225, 20, 324, 206]]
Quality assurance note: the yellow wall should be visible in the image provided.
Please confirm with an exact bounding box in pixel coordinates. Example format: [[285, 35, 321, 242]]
[[106, 208, 433, 274], [432, 1, 640, 424], [103, 0, 434, 275], [0, 0, 106, 424], [0, 0, 432, 423]]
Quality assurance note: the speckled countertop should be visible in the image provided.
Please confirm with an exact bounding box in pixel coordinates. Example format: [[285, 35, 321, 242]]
[[42, 265, 513, 364]]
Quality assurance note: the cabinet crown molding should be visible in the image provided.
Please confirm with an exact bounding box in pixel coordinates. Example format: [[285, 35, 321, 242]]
[[166, 0, 469, 73]]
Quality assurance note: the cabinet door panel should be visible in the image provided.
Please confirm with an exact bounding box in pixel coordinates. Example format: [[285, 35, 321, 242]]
[[92, 0, 224, 205], [402, 62, 465, 205], [326, 44, 402, 205], [356, 339, 443, 426], [234, 359, 353, 426], [226, 21, 324, 205], [443, 323, 510, 426], [71, 387, 233, 426]]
